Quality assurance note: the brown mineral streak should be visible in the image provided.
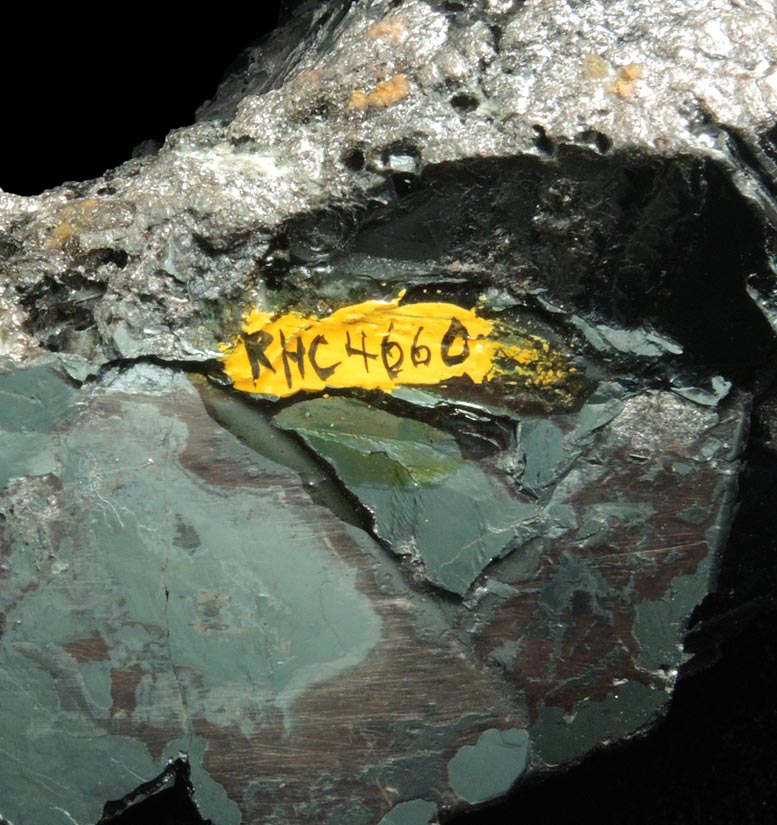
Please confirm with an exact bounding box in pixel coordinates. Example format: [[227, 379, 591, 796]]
[[64, 631, 110, 663], [179, 419, 293, 492], [107, 662, 186, 761], [200, 620, 520, 821], [17, 643, 106, 717], [198, 485, 522, 822], [110, 663, 144, 716], [472, 442, 721, 719], [27, 635, 184, 761], [87, 385, 522, 821]]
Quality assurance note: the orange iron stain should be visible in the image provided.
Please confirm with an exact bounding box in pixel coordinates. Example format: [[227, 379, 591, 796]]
[[349, 74, 410, 110]]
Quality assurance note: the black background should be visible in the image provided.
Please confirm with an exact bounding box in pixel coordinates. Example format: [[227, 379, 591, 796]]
[[1, 6, 776, 824]]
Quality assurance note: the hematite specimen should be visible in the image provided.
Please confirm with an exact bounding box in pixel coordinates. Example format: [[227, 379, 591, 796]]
[[0, 0, 776, 823]]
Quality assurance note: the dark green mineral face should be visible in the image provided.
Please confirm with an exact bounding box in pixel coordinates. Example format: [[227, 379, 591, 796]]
[[0, 290, 753, 824]]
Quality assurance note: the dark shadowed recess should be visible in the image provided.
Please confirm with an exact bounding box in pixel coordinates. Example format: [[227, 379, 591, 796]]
[[96, 758, 211, 825], [0, 11, 281, 195], [449, 617, 777, 825], [281, 148, 776, 382]]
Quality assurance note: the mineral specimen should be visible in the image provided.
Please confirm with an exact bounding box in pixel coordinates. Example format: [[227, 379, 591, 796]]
[[1, 0, 776, 823]]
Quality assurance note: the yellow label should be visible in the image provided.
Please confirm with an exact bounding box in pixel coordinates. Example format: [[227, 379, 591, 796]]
[[222, 294, 572, 398]]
